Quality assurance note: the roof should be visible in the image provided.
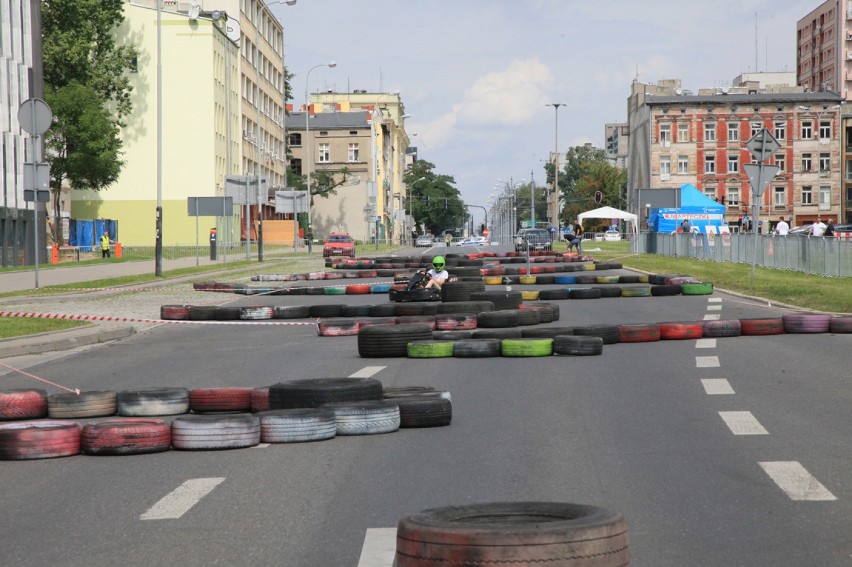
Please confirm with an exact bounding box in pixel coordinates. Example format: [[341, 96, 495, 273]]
[[646, 92, 843, 106], [286, 111, 371, 131]]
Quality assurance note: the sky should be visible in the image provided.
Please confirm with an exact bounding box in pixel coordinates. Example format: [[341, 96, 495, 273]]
[[274, 0, 819, 226]]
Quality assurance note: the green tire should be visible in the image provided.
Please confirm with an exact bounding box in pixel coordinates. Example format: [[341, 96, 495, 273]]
[[500, 338, 554, 357], [681, 282, 714, 295], [323, 287, 347, 295], [407, 340, 455, 358]]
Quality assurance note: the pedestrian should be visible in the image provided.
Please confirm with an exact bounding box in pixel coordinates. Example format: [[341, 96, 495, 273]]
[[444, 232, 452, 247], [100, 231, 112, 258], [681, 219, 690, 233], [569, 220, 584, 253], [812, 217, 827, 237], [776, 216, 789, 236], [824, 220, 835, 237]]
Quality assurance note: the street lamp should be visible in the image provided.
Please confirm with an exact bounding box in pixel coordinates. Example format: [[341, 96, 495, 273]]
[[304, 60, 337, 252], [547, 103, 565, 227]]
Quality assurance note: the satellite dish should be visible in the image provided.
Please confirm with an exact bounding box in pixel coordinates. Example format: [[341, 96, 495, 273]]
[[721, 86, 730, 94], [188, 1, 200, 20], [675, 87, 683, 95], [225, 16, 241, 42], [347, 176, 361, 186]]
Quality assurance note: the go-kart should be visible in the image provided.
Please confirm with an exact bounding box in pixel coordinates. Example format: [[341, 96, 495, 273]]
[[388, 270, 442, 302]]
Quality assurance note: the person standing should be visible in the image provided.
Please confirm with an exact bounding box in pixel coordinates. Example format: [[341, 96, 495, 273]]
[[100, 231, 112, 258], [444, 232, 452, 247], [812, 217, 827, 237], [570, 220, 584, 253], [775, 216, 789, 236], [824, 220, 836, 237], [681, 219, 690, 233]]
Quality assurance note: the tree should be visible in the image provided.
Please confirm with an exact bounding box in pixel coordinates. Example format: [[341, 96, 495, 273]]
[[403, 161, 464, 236], [544, 145, 624, 226], [42, 0, 137, 243], [513, 181, 550, 228]]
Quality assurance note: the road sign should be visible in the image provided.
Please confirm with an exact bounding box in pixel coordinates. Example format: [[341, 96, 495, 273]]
[[743, 164, 780, 197], [274, 190, 308, 214], [745, 128, 781, 162], [224, 175, 268, 205], [188, 196, 233, 217], [18, 99, 52, 135], [483, 228, 490, 237], [23, 162, 50, 191]]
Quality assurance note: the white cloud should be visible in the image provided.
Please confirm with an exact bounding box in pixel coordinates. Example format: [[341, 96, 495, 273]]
[[457, 58, 553, 126]]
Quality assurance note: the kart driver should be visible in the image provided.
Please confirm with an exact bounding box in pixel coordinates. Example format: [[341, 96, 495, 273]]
[[425, 256, 449, 289]]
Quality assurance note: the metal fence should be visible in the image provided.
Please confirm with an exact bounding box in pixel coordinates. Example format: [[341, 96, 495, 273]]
[[632, 232, 852, 278]]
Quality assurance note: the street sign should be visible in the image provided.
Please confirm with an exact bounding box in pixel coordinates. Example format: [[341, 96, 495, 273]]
[[18, 99, 53, 135], [188, 196, 233, 217], [274, 190, 308, 214], [24, 189, 50, 202], [743, 164, 780, 197], [23, 162, 50, 191], [224, 175, 268, 205], [745, 128, 781, 162]]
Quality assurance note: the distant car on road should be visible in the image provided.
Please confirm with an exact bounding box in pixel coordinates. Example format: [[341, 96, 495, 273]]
[[455, 236, 490, 247], [514, 228, 551, 252], [604, 230, 622, 242], [322, 233, 356, 258], [415, 235, 434, 247]]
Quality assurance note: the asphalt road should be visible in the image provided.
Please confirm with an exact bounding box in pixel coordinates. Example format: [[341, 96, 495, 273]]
[[1, 259, 850, 566]]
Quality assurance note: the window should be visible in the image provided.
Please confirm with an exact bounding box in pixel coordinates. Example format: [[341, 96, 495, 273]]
[[774, 121, 786, 140], [727, 186, 740, 205], [678, 123, 689, 142], [751, 122, 762, 137], [704, 156, 716, 173], [704, 187, 717, 201], [802, 185, 813, 205], [704, 123, 716, 141], [802, 120, 812, 139], [819, 152, 830, 172], [660, 123, 671, 145], [773, 187, 786, 207], [802, 153, 812, 171], [290, 158, 302, 176], [846, 159, 852, 180], [318, 143, 330, 163], [728, 155, 739, 173], [289, 133, 302, 147], [678, 155, 689, 174], [775, 154, 785, 173], [728, 122, 739, 141], [819, 120, 831, 140], [660, 156, 671, 176], [819, 186, 831, 208], [348, 143, 359, 162]]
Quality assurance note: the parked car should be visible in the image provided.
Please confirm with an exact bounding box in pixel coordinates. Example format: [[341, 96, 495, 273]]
[[788, 225, 812, 236], [455, 236, 490, 247], [514, 228, 552, 252], [604, 230, 622, 242], [322, 233, 356, 258], [415, 235, 434, 247]]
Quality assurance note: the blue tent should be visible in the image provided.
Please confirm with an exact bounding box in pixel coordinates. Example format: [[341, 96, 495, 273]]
[[649, 184, 726, 233]]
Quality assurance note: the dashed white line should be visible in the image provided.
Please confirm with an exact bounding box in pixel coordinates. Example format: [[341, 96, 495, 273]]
[[350, 366, 387, 378], [140, 477, 225, 520], [719, 411, 768, 435], [703, 313, 721, 320], [695, 338, 717, 349], [708, 297, 722, 303], [759, 462, 837, 501], [696, 356, 720, 368], [701, 378, 735, 395], [706, 305, 722, 311], [357, 527, 397, 567]]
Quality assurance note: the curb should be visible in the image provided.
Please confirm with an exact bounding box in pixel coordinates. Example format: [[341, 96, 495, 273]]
[[0, 325, 136, 358]]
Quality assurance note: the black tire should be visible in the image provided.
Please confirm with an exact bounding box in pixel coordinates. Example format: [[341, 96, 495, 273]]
[[570, 288, 601, 300], [369, 303, 398, 317], [321, 400, 400, 435], [537, 303, 561, 322], [341, 305, 373, 317], [514, 309, 541, 326], [441, 281, 486, 302], [189, 305, 217, 320], [453, 338, 502, 358], [255, 408, 337, 443], [618, 275, 641, 284], [436, 301, 494, 314], [48, 390, 117, 419], [383, 386, 437, 398], [651, 284, 681, 296], [358, 323, 434, 357], [273, 305, 310, 319], [432, 330, 475, 340], [469, 291, 522, 310], [269, 377, 383, 409], [477, 310, 519, 328], [117, 387, 190, 416], [703, 319, 742, 337], [538, 289, 569, 300], [214, 306, 241, 320], [308, 304, 347, 318], [521, 326, 575, 338], [572, 324, 619, 344], [395, 502, 628, 567], [593, 286, 622, 298], [471, 328, 523, 339], [395, 396, 452, 427], [553, 335, 604, 355]]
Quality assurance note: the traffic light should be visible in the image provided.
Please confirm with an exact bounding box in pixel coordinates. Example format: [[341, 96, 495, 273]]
[[594, 191, 603, 204]]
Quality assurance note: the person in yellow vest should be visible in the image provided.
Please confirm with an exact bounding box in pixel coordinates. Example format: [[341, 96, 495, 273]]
[[100, 231, 113, 258]]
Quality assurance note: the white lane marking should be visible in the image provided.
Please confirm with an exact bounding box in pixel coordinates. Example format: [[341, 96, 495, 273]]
[[252, 443, 270, 449], [140, 477, 225, 520], [695, 338, 716, 349], [719, 411, 768, 435], [703, 313, 720, 320], [696, 356, 720, 368], [759, 461, 837, 501], [350, 366, 387, 378], [708, 297, 722, 303], [707, 305, 722, 311], [357, 527, 397, 567], [701, 378, 735, 395]]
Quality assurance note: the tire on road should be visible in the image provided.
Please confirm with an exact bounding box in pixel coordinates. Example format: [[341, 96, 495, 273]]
[[0, 389, 48, 420], [782, 313, 832, 334], [501, 338, 553, 357], [739, 318, 784, 336], [171, 414, 260, 450], [269, 377, 383, 409], [321, 400, 400, 436], [255, 408, 337, 443], [453, 338, 502, 358], [702, 319, 742, 338], [407, 340, 455, 358], [659, 322, 704, 340], [81, 418, 171, 456], [395, 396, 452, 428], [48, 390, 117, 419], [358, 323, 434, 357], [189, 387, 254, 413], [117, 387, 190, 416], [553, 335, 603, 356], [0, 420, 82, 460]]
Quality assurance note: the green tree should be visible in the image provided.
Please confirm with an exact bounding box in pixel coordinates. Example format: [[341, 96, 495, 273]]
[[403, 161, 464, 237], [513, 181, 550, 229], [42, 0, 137, 243], [544, 145, 624, 227]]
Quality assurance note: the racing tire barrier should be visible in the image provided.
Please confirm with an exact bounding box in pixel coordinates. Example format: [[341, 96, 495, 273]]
[[48, 390, 117, 419], [273, 305, 310, 319], [0, 389, 48, 420], [239, 306, 273, 320], [593, 286, 622, 299], [553, 335, 604, 356], [539, 289, 570, 301], [189, 388, 253, 413], [269, 378, 383, 409], [621, 287, 651, 298], [830, 316, 852, 333], [171, 414, 261, 450], [522, 326, 575, 338], [407, 340, 455, 358], [441, 281, 486, 302], [782, 313, 832, 334], [255, 408, 337, 443], [117, 387, 190, 416], [472, 328, 523, 339], [681, 282, 714, 295], [521, 290, 540, 301], [81, 418, 171, 456], [323, 287, 346, 296], [650, 285, 681, 296], [251, 387, 270, 412], [395, 396, 452, 428], [395, 501, 629, 567], [358, 323, 434, 357], [477, 310, 519, 328], [396, 315, 437, 329], [345, 284, 371, 295], [572, 324, 619, 345], [617, 323, 661, 343], [501, 338, 554, 357], [189, 305, 217, 320], [514, 308, 541, 326], [309, 304, 347, 318], [432, 330, 475, 340], [322, 400, 401, 435], [0, 420, 82, 460], [739, 318, 784, 336], [570, 288, 601, 300], [370, 303, 399, 317], [452, 338, 502, 358], [436, 301, 494, 315], [317, 318, 361, 337], [161, 305, 191, 320], [659, 322, 704, 340], [435, 313, 478, 331], [468, 291, 522, 310], [702, 319, 742, 338]]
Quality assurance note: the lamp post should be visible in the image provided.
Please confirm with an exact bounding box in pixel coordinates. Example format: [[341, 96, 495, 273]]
[[304, 61, 337, 252], [547, 103, 565, 228], [155, 0, 163, 276]]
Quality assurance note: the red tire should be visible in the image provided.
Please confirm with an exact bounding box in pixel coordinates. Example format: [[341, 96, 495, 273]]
[[0, 389, 48, 420], [617, 323, 661, 343], [739, 318, 784, 336], [659, 322, 704, 340], [160, 304, 191, 320], [435, 314, 477, 331], [0, 420, 81, 460], [189, 388, 253, 413], [345, 284, 371, 295], [317, 319, 361, 336], [251, 387, 270, 412], [81, 418, 171, 456]]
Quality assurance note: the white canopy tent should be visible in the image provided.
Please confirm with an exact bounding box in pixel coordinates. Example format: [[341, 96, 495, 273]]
[[577, 206, 639, 233]]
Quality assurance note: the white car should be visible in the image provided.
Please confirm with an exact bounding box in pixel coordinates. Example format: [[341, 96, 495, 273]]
[[415, 235, 434, 247], [604, 230, 622, 242], [455, 236, 490, 247]]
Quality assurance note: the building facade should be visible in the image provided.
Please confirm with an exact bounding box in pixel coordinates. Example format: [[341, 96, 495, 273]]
[[797, 1, 850, 97], [605, 122, 628, 168], [628, 78, 844, 230]]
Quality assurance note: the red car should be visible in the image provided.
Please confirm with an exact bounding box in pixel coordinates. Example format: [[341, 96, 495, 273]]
[[323, 233, 356, 258]]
